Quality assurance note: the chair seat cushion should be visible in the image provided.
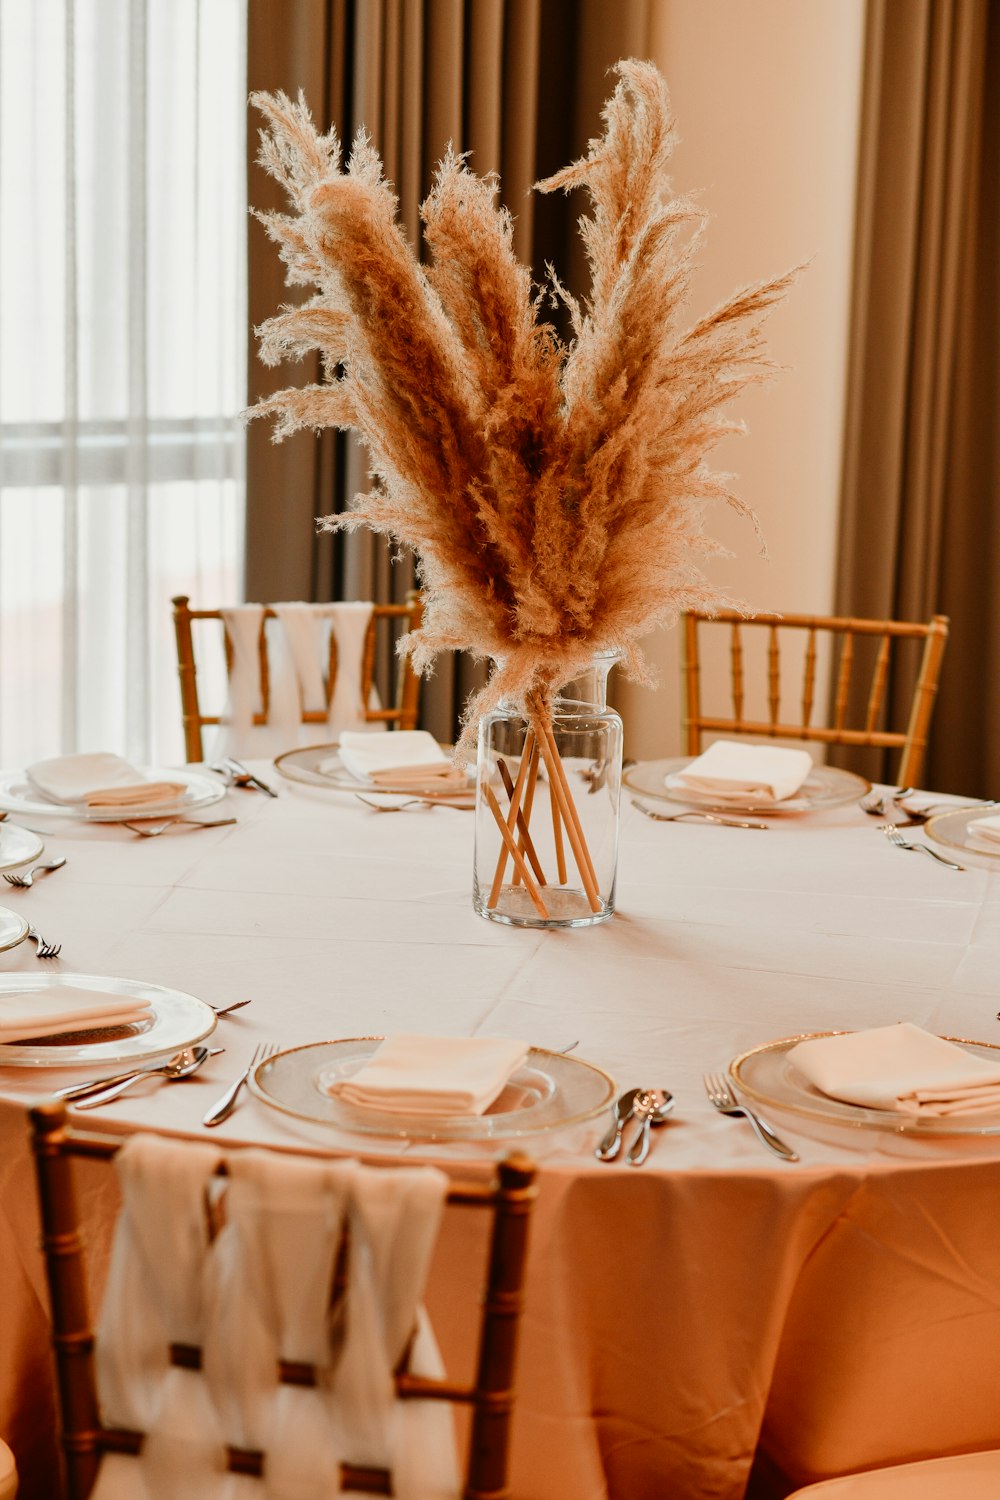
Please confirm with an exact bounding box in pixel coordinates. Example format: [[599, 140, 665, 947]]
[[788, 1449, 1000, 1498]]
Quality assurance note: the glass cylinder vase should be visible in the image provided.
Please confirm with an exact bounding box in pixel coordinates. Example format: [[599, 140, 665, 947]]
[[473, 653, 623, 928]]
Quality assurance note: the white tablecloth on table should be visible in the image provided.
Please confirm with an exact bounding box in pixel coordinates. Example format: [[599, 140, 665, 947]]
[[0, 772, 998, 1499]]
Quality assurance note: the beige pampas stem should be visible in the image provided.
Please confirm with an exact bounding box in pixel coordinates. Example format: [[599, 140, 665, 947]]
[[250, 63, 796, 907]]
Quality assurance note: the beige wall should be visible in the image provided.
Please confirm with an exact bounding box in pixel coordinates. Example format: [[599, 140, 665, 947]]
[[612, 0, 866, 758]]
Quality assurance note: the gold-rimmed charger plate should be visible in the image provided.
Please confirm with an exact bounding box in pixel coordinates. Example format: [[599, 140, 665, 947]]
[[624, 757, 869, 815], [730, 1031, 1000, 1136], [0, 906, 29, 953], [0, 824, 44, 872], [0, 973, 216, 1069], [274, 742, 475, 804], [248, 1036, 616, 1142], [0, 767, 225, 822], [926, 808, 1000, 864]]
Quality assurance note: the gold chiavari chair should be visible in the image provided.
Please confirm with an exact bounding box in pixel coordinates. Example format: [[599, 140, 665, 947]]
[[681, 610, 949, 787], [30, 1099, 537, 1500], [171, 592, 424, 763]]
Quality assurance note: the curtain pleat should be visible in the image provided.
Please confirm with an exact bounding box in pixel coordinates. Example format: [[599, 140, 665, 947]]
[[246, 0, 648, 740], [834, 0, 996, 795]]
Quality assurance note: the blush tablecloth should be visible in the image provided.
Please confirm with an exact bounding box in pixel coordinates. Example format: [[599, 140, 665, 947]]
[[0, 772, 998, 1499]]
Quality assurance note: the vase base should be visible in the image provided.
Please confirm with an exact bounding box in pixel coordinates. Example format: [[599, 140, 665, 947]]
[[475, 883, 613, 929]]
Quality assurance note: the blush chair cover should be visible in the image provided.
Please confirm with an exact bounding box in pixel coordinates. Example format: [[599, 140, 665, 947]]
[[787, 1450, 1000, 1498]]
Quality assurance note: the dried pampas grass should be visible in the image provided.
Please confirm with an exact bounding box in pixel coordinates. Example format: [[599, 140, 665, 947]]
[[250, 59, 796, 751]]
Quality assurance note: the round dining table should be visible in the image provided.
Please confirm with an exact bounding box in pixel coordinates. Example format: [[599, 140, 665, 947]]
[[0, 765, 997, 1500]]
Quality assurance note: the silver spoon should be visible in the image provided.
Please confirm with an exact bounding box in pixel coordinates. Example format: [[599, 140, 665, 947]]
[[594, 1087, 642, 1161], [71, 1045, 220, 1109], [626, 1089, 675, 1166]]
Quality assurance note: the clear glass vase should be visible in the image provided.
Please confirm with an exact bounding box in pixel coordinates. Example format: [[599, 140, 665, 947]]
[[473, 652, 623, 928]]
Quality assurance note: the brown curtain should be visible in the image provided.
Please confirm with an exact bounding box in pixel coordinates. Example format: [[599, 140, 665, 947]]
[[246, 0, 650, 740], [834, 0, 999, 796]]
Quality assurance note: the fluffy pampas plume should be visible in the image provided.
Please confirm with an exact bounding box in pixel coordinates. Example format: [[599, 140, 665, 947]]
[[250, 60, 796, 752]]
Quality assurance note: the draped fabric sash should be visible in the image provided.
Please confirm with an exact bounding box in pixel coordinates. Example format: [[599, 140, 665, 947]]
[[91, 1136, 226, 1500], [89, 1138, 458, 1497], [212, 603, 377, 760]]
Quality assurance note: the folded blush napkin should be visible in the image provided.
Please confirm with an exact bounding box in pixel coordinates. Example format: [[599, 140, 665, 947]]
[[336, 730, 451, 783], [0, 986, 154, 1043], [967, 813, 1000, 848], [670, 740, 813, 802], [25, 753, 185, 809], [788, 1022, 1000, 1118], [327, 1033, 530, 1116]]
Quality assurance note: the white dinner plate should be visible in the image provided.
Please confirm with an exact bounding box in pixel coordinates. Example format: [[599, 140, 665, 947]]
[[0, 906, 29, 953], [274, 742, 476, 803], [249, 1036, 616, 1142], [624, 757, 869, 815], [0, 767, 225, 822], [0, 823, 44, 871], [0, 973, 217, 1069], [730, 1031, 1000, 1136]]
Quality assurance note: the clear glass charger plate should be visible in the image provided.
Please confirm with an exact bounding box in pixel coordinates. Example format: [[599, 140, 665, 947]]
[[0, 823, 43, 871], [248, 1037, 616, 1142], [273, 742, 475, 803], [0, 973, 217, 1069], [624, 757, 869, 815], [926, 808, 1000, 864], [0, 767, 225, 822], [730, 1031, 1000, 1136], [0, 906, 29, 953]]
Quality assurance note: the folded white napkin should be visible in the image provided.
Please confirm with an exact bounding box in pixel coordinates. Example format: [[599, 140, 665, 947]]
[[789, 1022, 1000, 1118], [335, 730, 461, 786], [0, 986, 153, 1043], [967, 813, 1000, 848], [670, 740, 813, 802], [24, 753, 186, 811], [328, 1033, 530, 1116]]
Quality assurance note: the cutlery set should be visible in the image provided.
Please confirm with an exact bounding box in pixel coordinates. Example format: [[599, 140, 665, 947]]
[[210, 757, 278, 797], [594, 1086, 674, 1165], [596, 1076, 799, 1165], [1, 857, 68, 958]]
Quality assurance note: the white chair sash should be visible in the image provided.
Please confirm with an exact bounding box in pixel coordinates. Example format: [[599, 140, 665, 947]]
[[91, 1136, 226, 1500]]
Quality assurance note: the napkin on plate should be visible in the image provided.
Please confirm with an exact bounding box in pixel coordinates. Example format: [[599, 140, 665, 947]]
[[327, 1033, 530, 1116], [334, 730, 467, 787], [669, 740, 813, 802], [25, 753, 185, 809], [967, 813, 1000, 848], [788, 1022, 1000, 1118], [0, 986, 154, 1043]]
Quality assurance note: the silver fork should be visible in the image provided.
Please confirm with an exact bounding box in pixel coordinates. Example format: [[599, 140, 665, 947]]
[[122, 817, 237, 837], [878, 822, 964, 870], [703, 1072, 799, 1161], [3, 856, 67, 889], [202, 1041, 279, 1126], [631, 800, 768, 831], [27, 926, 61, 959]]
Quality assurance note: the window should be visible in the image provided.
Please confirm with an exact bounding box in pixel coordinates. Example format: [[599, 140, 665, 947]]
[[0, 0, 246, 767]]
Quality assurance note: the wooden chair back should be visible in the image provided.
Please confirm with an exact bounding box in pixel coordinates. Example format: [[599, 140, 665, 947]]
[[30, 1100, 537, 1500], [681, 610, 949, 786], [172, 593, 424, 762]]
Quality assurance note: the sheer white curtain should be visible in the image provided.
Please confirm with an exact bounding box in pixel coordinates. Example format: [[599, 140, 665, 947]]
[[0, 0, 246, 768]]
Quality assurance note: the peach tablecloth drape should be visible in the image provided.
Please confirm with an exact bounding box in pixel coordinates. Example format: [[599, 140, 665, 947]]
[[0, 774, 997, 1497]]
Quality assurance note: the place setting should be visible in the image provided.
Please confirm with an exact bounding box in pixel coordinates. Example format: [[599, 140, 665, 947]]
[[0, 752, 229, 833], [624, 739, 869, 822], [728, 1021, 1000, 1141], [242, 1031, 616, 1151], [0, 972, 219, 1076], [274, 729, 476, 809]]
